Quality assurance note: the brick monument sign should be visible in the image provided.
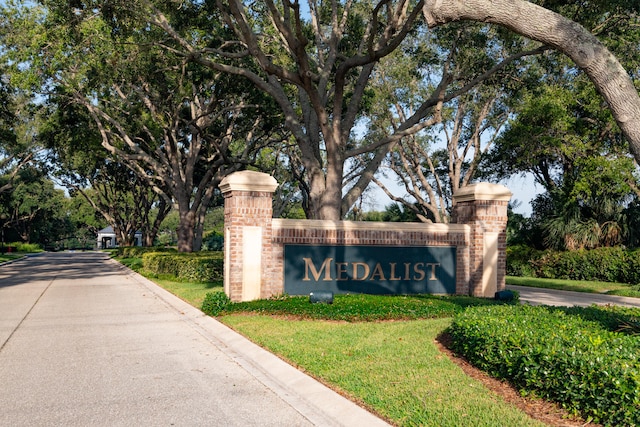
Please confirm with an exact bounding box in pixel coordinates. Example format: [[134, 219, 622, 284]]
[[220, 170, 511, 302]]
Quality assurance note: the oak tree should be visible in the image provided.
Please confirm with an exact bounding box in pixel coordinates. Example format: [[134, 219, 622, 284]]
[[147, 0, 640, 221]]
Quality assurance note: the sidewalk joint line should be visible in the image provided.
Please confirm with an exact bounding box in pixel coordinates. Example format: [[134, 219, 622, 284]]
[[0, 276, 56, 354]]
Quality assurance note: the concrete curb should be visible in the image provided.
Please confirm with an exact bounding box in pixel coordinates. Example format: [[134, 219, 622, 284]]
[[0, 253, 40, 266], [0, 257, 23, 266], [111, 258, 390, 427]]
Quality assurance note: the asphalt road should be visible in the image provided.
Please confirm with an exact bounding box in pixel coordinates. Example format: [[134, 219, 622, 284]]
[[507, 284, 640, 308], [0, 252, 389, 427]]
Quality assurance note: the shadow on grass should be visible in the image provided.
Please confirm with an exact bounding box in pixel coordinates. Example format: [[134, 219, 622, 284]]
[[205, 281, 223, 289]]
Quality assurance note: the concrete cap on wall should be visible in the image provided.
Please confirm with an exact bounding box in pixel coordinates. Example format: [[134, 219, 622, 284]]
[[219, 170, 279, 194], [452, 182, 512, 203]]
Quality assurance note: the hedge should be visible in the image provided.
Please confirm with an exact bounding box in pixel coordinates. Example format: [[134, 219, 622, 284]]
[[141, 251, 224, 282], [113, 246, 177, 258], [507, 245, 640, 284], [505, 245, 543, 277], [5, 242, 43, 253], [448, 304, 640, 426]]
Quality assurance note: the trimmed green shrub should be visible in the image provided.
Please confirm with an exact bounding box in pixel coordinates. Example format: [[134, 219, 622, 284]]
[[448, 305, 640, 426], [513, 246, 640, 284], [177, 256, 224, 282], [506, 245, 543, 276], [142, 251, 224, 282], [114, 246, 177, 258], [201, 291, 231, 316], [552, 247, 627, 282], [560, 305, 640, 334]]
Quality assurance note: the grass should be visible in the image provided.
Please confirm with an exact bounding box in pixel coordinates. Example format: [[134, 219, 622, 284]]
[[506, 275, 640, 297], [0, 254, 21, 263], [153, 278, 222, 308], [222, 315, 544, 426]]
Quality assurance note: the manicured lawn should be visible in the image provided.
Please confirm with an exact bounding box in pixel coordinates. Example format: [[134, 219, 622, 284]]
[[153, 277, 222, 308], [222, 315, 543, 427]]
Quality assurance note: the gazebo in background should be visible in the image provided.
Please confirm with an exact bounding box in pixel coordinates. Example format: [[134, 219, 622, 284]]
[[96, 226, 142, 249]]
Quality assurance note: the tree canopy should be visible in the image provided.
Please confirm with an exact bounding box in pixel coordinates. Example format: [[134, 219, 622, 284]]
[[1, 0, 640, 251], [2, 0, 289, 251]]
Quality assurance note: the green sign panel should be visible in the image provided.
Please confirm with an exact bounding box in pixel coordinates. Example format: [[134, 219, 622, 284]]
[[284, 245, 456, 295]]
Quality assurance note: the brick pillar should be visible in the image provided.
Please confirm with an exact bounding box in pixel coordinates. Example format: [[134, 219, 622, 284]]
[[219, 171, 278, 302], [453, 183, 512, 297]]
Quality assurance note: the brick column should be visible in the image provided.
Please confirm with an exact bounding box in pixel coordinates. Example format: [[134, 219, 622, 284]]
[[453, 183, 512, 297], [219, 171, 278, 302]]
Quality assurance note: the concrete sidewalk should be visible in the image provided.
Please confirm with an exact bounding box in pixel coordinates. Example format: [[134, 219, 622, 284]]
[[0, 252, 389, 427]]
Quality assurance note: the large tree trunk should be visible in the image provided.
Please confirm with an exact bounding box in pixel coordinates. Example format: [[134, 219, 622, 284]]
[[319, 144, 345, 221], [176, 212, 195, 253], [175, 194, 196, 252], [423, 0, 640, 163]]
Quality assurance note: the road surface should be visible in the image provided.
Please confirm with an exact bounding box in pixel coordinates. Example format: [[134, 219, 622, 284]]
[[508, 284, 640, 308], [0, 252, 388, 427]]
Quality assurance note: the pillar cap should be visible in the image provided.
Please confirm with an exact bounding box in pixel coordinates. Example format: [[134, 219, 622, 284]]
[[220, 170, 278, 194], [453, 182, 512, 203]]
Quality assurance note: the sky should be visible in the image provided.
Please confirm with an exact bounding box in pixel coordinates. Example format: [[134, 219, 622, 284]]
[[365, 172, 541, 218], [501, 173, 541, 217]]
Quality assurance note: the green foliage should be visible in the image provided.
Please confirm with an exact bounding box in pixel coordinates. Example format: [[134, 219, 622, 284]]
[[201, 231, 223, 251], [506, 245, 544, 277], [617, 315, 640, 336], [532, 247, 640, 284], [556, 305, 640, 336], [114, 246, 177, 258], [1, 167, 71, 245], [448, 305, 640, 426], [201, 291, 231, 316], [142, 251, 224, 282], [1, 241, 42, 252], [2, 0, 283, 251], [14, 242, 42, 252], [509, 245, 640, 284], [484, 12, 640, 248], [204, 293, 505, 322]]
